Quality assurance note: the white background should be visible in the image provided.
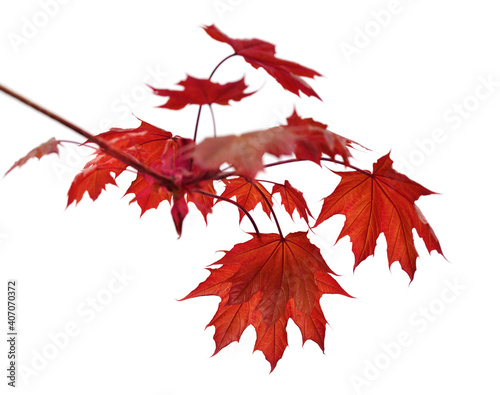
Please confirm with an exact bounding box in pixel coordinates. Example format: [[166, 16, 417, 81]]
[[0, 0, 499, 394]]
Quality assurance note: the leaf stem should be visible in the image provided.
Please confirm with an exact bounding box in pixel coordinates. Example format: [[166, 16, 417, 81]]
[[215, 157, 371, 182], [0, 83, 179, 191], [192, 53, 237, 142], [192, 189, 260, 237], [249, 180, 284, 240], [58, 140, 100, 151], [265, 157, 372, 176], [256, 179, 283, 187], [208, 53, 237, 80], [208, 104, 217, 137], [192, 105, 203, 143]]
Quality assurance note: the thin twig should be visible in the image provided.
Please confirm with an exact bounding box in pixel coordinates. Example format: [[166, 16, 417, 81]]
[[192, 189, 260, 236], [265, 156, 372, 176], [0, 83, 179, 191], [248, 180, 283, 240], [208, 104, 217, 137], [192, 53, 236, 142]]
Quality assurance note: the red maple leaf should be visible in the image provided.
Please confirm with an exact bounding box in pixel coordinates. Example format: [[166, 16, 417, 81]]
[[189, 126, 295, 178], [219, 177, 272, 223], [190, 111, 356, 177], [203, 25, 322, 99], [125, 173, 172, 216], [5, 138, 60, 175], [182, 232, 351, 371], [272, 180, 312, 225], [149, 75, 255, 110], [186, 180, 216, 223], [285, 110, 355, 166], [67, 161, 123, 205], [315, 153, 444, 280], [151, 136, 217, 234], [66, 121, 217, 235], [67, 120, 173, 206]]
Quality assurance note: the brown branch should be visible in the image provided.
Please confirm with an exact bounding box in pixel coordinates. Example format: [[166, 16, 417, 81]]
[[0, 83, 178, 191]]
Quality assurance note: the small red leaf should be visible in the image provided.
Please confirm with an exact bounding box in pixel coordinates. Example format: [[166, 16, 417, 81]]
[[92, 120, 173, 150], [220, 177, 272, 223], [189, 127, 295, 177], [190, 111, 356, 178], [67, 121, 174, 207], [125, 173, 172, 216], [285, 110, 354, 165], [5, 138, 60, 176], [272, 180, 312, 225], [203, 25, 322, 99], [150, 75, 255, 110], [186, 180, 216, 223], [67, 165, 120, 206]]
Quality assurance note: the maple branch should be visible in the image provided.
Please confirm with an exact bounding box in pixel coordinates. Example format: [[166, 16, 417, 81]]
[[192, 189, 260, 236], [0, 83, 179, 192], [192, 54, 237, 142]]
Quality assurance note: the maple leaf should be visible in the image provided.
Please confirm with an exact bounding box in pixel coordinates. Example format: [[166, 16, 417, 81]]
[[154, 137, 218, 234], [182, 232, 350, 371], [67, 118, 220, 234], [189, 111, 355, 178], [67, 162, 122, 205], [203, 25, 322, 99], [92, 120, 174, 166], [155, 137, 194, 177], [219, 177, 272, 223], [315, 153, 443, 280], [68, 121, 174, 206], [149, 75, 255, 110], [186, 180, 216, 223], [285, 110, 355, 166], [5, 138, 60, 176], [189, 126, 295, 178], [272, 180, 312, 225], [125, 173, 172, 216]]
